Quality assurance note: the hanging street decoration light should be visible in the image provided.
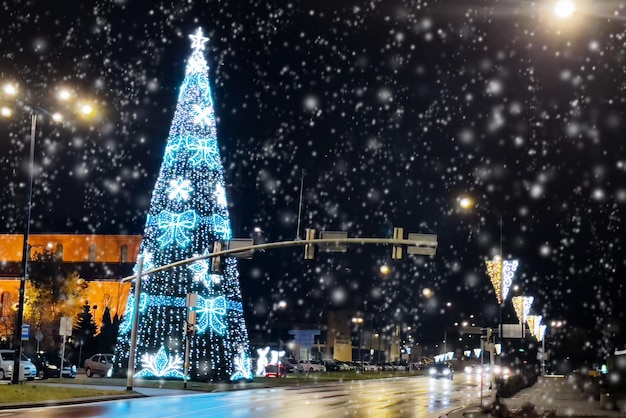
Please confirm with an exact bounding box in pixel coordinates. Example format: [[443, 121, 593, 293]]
[[501, 260, 519, 302], [512, 296, 534, 324], [527, 315, 543, 338], [486, 259, 503, 304], [537, 324, 547, 342], [485, 258, 519, 304]]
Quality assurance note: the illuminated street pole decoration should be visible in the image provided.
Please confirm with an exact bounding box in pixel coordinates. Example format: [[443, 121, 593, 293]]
[[533, 316, 543, 338], [485, 259, 519, 304], [537, 324, 547, 342], [485, 260, 503, 304], [512, 295, 533, 338], [113, 27, 252, 382], [501, 260, 518, 302], [527, 315, 542, 338], [512, 296, 533, 324]]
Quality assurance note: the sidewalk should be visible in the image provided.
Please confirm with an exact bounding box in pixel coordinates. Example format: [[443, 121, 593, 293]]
[[448, 376, 626, 417]]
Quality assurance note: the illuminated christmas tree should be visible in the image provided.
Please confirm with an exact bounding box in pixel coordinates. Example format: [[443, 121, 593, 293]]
[[114, 28, 252, 382]]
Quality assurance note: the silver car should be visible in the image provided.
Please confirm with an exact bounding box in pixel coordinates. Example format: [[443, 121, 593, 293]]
[[0, 350, 37, 381], [84, 353, 114, 378]]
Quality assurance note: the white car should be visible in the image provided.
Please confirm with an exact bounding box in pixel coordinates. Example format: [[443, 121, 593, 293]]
[[335, 360, 352, 371], [0, 349, 37, 381], [297, 359, 326, 373], [359, 361, 380, 372]]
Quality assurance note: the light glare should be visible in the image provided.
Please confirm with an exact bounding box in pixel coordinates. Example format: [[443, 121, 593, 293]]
[[459, 197, 474, 209], [58, 89, 72, 101], [554, 0, 575, 19], [80, 104, 94, 115], [2, 83, 17, 96], [1, 106, 12, 117]]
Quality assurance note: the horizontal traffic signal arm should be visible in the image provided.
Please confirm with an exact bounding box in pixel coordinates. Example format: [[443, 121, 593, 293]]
[[120, 235, 438, 283]]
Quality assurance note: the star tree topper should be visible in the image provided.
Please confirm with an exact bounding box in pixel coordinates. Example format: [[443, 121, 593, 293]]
[[189, 28, 209, 51]]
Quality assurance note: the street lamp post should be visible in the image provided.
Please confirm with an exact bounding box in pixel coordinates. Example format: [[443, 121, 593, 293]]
[[3, 83, 96, 384], [352, 317, 364, 371], [11, 113, 36, 384], [126, 255, 144, 391]]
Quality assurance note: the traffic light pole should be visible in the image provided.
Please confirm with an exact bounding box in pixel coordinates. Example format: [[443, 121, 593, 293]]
[[119, 233, 438, 387], [120, 234, 439, 283], [126, 255, 144, 391]]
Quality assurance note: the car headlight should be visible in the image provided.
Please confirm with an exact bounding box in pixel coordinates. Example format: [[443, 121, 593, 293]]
[[72, 365, 77, 372], [443, 369, 450, 375], [8, 365, 13, 372], [429, 368, 436, 375]]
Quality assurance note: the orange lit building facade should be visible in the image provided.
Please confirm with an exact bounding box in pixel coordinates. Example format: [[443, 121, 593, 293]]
[[0, 234, 141, 330]]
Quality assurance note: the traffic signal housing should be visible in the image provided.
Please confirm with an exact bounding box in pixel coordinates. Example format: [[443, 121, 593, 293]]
[[304, 228, 316, 260], [392, 227, 403, 259], [210, 241, 222, 272]]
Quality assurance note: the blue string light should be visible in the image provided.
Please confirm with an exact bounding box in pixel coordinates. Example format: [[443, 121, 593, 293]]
[[114, 27, 252, 382]]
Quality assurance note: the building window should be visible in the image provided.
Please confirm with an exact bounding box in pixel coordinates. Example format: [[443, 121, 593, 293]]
[[1, 292, 11, 318], [55, 244, 64, 260], [121, 245, 129, 263]]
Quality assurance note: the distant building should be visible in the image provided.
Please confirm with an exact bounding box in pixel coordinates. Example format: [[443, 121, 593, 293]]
[[0, 233, 141, 330], [263, 309, 403, 363]]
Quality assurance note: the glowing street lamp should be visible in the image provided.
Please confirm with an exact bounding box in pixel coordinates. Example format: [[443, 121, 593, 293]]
[[2, 83, 97, 384], [352, 317, 364, 371], [459, 196, 474, 210], [3, 82, 18, 96], [56, 88, 72, 101], [554, 0, 576, 19], [80, 103, 94, 116], [379, 264, 391, 275]]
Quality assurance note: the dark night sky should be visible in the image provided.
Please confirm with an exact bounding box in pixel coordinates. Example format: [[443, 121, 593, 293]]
[[1, 1, 624, 350]]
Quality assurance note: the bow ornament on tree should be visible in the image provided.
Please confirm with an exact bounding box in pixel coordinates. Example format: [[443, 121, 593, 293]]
[[195, 295, 227, 335], [157, 209, 197, 248]]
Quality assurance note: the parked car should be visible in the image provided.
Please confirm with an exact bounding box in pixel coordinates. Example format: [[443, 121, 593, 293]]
[[0, 349, 37, 380], [333, 360, 352, 371], [84, 353, 114, 378], [264, 363, 287, 378], [297, 359, 326, 373], [428, 362, 454, 380], [391, 361, 408, 371], [281, 357, 299, 373], [359, 361, 380, 372], [29, 352, 77, 378], [378, 362, 397, 371], [343, 361, 358, 371], [27, 352, 58, 379], [322, 360, 342, 371]]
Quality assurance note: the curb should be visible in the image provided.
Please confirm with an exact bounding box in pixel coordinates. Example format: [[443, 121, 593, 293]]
[[0, 393, 145, 411]]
